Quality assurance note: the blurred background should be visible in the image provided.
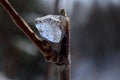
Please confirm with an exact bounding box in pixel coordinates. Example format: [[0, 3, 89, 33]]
[[0, 0, 120, 80]]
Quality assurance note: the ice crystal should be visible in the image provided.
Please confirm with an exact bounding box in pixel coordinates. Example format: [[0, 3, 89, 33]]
[[35, 15, 65, 43]]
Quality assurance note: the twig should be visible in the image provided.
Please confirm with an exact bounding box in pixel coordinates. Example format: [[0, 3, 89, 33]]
[[0, 0, 52, 56], [45, 64, 55, 80], [0, 0, 71, 80]]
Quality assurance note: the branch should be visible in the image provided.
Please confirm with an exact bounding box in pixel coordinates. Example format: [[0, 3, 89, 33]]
[[0, 0, 71, 80], [0, 0, 53, 56], [56, 9, 71, 80]]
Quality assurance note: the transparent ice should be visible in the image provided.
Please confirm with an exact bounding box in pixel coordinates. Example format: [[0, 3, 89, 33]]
[[35, 15, 64, 43]]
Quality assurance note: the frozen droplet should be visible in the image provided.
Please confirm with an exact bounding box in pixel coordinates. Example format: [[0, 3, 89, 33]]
[[35, 15, 65, 43]]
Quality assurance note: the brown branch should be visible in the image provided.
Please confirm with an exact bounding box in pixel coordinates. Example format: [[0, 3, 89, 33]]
[[56, 9, 71, 80], [0, 0, 71, 80], [57, 59, 71, 80], [0, 0, 53, 56]]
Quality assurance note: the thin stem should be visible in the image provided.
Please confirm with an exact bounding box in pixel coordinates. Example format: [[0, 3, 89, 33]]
[[0, 0, 71, 80], [57, 9, 71, 80], [57, 58, 71, 80], [45, 64, 56, 80], [0, 0, 48, 55]]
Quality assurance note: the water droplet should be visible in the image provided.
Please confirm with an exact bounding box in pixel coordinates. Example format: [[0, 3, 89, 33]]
[[35, 15, 65, 43]]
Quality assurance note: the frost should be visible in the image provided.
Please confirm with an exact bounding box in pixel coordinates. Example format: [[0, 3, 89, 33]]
[[35, 15, 65, 43]]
